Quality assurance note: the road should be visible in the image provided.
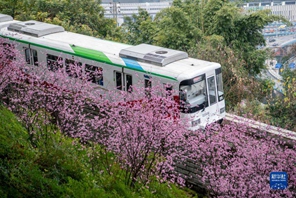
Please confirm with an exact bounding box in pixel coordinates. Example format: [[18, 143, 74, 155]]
[[262, 33, 296, 93], [261, 60, 283, 93], [266, 34, 296, 48]]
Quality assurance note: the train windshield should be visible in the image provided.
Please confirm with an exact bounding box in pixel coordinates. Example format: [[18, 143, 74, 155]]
[[179, 74, 208, 113]]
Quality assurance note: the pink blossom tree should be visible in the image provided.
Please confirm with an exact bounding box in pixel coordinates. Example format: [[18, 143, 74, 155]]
[[85, 84, 191, 187], [190, 122, 296, 197], [0, 43, 95, 147], [0, 38, 24, 95]]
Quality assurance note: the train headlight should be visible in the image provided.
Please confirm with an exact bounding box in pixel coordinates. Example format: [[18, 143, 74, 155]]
[[192, 119, 201, 127], [220, 107, 225, 114]]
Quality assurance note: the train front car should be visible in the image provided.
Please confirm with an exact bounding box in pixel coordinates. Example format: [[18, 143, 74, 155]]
[[177, 61, 225, 130]]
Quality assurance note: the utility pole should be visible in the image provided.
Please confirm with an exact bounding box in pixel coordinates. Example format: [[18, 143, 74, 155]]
[[109, 1, 120, 27]]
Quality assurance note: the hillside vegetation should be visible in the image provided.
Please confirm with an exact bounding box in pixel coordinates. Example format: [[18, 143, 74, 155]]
[[0, 106, 196, 197]]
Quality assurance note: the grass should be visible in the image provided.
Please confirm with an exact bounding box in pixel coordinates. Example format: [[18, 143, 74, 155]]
[[0, 105, 199, 198]]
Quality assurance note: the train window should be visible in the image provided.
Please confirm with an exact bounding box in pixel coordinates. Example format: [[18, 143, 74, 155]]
[[126, 74, 133, 92], [65, 59, 82, 78], [25, 48, 38, 66], [85, 64, 103, 86], [25, 48, 30, 64], [115, 71, 122, 90], [144, 79, 152, 97], [207, 76, 217, 105], [32, 50, 38, 66], [216, 68, 224, 101], [47, 54, 63, 72], [145, 79, 152, 88]]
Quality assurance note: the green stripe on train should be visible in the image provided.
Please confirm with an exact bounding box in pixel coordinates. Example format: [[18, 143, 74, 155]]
[[71, 45, 112, 64], [0, 35, 177, 81]]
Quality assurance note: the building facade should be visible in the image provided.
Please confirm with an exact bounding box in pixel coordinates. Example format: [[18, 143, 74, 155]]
[[101, 1, 172, 26], [241, 1, 296, 21], [101, 1, 296, 26]]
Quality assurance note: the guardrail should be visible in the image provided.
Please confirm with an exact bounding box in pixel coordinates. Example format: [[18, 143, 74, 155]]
[[225, 113, 296, 141]]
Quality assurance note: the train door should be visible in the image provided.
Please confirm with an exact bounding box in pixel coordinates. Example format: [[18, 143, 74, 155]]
[[114, 68, 134, 92], [24, 44, 39, 67], [124, 73, 133, 92], [215, 68, 225, 118]]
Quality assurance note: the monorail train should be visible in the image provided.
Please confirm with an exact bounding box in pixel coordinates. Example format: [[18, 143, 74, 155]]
[[0, 13, 225, 130]]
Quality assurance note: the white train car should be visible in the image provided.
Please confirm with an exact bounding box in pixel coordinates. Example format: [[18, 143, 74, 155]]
[[0, 14, 225, 130]]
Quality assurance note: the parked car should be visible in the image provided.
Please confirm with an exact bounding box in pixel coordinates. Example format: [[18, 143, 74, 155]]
[[272, 43, 279, 46], [269, 38, 276, 42]]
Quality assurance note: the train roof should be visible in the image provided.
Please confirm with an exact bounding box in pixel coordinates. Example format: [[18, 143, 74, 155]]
[[0, 14, 19, 29], [0, 14, 13, 22], [0, 18, 221, 81], [8, 20, 64, 37], [119, 44, 188, 67]]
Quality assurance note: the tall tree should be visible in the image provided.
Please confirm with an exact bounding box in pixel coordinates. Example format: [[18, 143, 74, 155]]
[[153, 6, 200, 51], [177, 0, 286, 75], [121, 8, 156, 45], [0, 0, 26, 18]]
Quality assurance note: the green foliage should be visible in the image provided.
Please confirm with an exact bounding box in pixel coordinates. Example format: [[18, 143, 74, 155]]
[[122, 2, 202, 51], [138, 179, 198, 198], [63, 177, 106, 198], [233, 99, 271, 122], [201, 1, 280, 75], [153, 7, 199, 51], [121, 8, 156, 45], [0, 0, 24, 18], [258, 78, 275, 97], [0, 106, 198, 197], [267, 69, 296, 131]]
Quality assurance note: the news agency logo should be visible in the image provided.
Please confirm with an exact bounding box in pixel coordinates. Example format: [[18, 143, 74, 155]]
[[270, 172, 288, 190]]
